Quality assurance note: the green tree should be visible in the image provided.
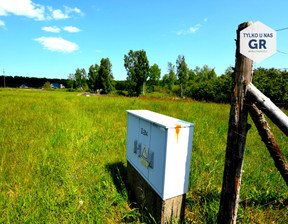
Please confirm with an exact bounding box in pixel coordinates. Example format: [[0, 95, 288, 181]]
[[214, 66, 233, 103], [124, 49, 149, 96], [188, 69, 196, 82], [194, 65, 217, 82], [68, 73, 75, 89], [147, 64, 161, 90], [162, 74, 169, 87], [88, 64, 99, 92], [253, 67, 285, 104], [176, 55, 189, 97], [74, 68, 87, 89], [98, 58, 114, 94], [185, 65, 218, 102], [162, 62, 177, 91], [186, 81, 216, 102], [43, 81, 51, 90]]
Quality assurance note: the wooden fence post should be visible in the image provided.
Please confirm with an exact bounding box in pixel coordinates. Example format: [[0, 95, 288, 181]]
[[217, 22, 254, 224], [248, 103, 288, 186], [247, 83, 288, 137]]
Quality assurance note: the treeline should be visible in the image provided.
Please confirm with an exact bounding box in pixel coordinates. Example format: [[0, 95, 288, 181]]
[[67, 58, 114, 94], [172, 66, 288, 108], [253, 68, 288, 108], [0, 76, 68, 88], [1, 49, 287, 108], [121, 51, 233, 103]]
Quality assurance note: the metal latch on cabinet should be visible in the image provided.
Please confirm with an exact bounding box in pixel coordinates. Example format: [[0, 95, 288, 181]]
[[134, 140, 154, 169]]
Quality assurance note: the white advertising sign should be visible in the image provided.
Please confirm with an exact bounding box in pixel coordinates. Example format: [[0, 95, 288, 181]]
[[240, 21, 276, 63]]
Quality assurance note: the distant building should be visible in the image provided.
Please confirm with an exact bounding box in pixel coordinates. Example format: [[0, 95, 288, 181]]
[[60, 84, 65, 89], [20, 83, 29, 88], [51, 83, 60, 89]]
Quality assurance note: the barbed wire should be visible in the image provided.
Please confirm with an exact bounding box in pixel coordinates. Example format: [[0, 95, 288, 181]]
[[236, 148, 288, 220], [220, 25, 288, 221], [274, 27, 288, 54], [276, 27, 288, 32], [237, 196, 286, 221], [277, 50, 288, 55], [220, 116, 287, 220], [233, 68, 288, 73]]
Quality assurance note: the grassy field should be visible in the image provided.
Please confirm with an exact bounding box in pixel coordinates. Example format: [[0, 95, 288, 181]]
[[0, 88, 287, 223]]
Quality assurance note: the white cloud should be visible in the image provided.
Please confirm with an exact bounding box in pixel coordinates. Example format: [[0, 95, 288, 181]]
[[42, 26, 60, 33], [47, 5, 83, 20], [41, 26, 81, 33], [0, 1, 83, 21], [34, 37, 79, 53], [0, 0, 45, 20], [177, 24, 201, 35], [0, 19, 5, 27], [0, 5, 6, 15], [52, 9, 69, 20], [63, 26, 81, 33], [64, 6, 84, 16], [189, 24, 201, 33]]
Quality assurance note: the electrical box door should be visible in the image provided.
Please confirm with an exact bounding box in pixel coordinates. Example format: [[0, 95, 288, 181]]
[[126, 110, 194, 200]]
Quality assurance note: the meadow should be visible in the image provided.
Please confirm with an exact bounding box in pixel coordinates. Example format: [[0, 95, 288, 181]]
[[0, 88, 287, 223]]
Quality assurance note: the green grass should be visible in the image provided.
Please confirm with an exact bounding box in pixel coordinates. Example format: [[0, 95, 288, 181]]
[[0, 88, 287, 223]]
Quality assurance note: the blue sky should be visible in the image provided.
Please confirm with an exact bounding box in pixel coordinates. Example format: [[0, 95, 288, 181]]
[[0, 0, 288, 80]]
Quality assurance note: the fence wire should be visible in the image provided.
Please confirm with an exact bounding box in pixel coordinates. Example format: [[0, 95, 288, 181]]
[[231, 126, 288, 223]]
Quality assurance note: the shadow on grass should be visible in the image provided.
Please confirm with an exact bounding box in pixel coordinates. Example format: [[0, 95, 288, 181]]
[[105, 162, 157, 223], [105, 162, 128, 198], [185, 188, 220, 223]]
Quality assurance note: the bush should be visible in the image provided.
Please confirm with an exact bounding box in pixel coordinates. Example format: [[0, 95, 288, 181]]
[[186, 81, 216, 102], [172, 85, 180, 96], [66, 88, 77, 92], [116, 90, 128, 96], [43, 81, 51, 90]]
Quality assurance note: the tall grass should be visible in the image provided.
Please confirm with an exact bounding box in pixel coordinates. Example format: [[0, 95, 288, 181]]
[[0, 88, 287, 223]]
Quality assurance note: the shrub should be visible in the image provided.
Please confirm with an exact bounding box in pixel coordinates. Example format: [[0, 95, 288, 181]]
[[43, 81, 51, 90]]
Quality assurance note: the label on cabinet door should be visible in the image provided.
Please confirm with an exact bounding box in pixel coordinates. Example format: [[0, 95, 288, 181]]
[[140, 145, 149, 168]]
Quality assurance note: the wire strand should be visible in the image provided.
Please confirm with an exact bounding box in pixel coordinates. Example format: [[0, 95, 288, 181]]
[[276, 27, 288, 32], [277, 50, 288, 55]]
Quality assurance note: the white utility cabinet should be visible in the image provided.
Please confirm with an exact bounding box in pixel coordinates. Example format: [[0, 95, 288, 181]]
[[126, 110, 194, 200]]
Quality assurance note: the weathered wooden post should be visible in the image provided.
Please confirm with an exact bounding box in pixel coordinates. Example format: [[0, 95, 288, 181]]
[[248, 103, 288, 186], [217, 22, 254, 224], [246, 83, 288, 186], [247, 83, 288, 137], [126, 110, 194, 223]]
